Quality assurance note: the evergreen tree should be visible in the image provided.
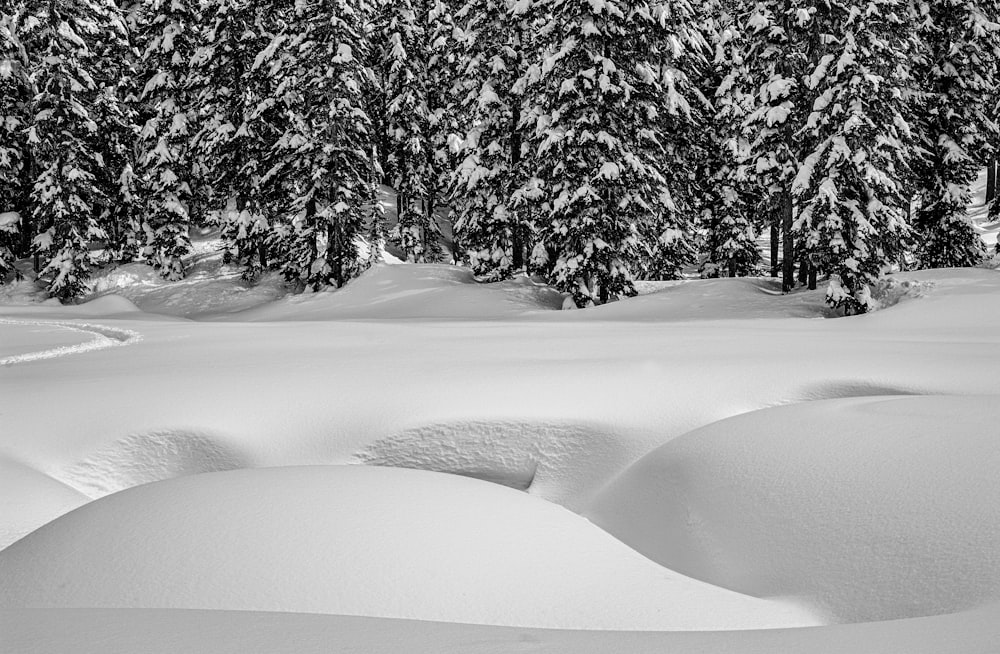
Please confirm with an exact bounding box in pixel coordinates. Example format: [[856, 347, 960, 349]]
[[0, 6, 30, 277], [189, 0, 283, 279], [451, 0, 533, 280], [22, 0, 129, 299], [792, 0, 914, 314], [518, 0, 702, 306], [379, 0, 455, 262], [272, 0, 373, 290], [135, 0, 200, 279], [909, 0, 999, 268]]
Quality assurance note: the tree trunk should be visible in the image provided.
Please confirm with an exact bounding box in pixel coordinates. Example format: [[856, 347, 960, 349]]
[[808, 265, 817, 290], [770, 219, 779, 278], [987, 159, 997, 205], [510, 98, 523, 271], [781, 191, 794, 292]]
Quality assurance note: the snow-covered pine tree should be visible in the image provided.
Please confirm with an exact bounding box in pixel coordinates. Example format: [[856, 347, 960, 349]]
[[271, 0, 373, 290], [719, 1, 821, 293], [909, 0, 999, 268], [518, 0, 701, 305], [22, 0, 128, 299], [134, 0, 200, 279], [189, 0, 283, 279], [450, 0, 533, 280], [791, 0, 914, 314], [0, 6, 30, 278], [379, 0, 454, 262], [697, 2, 761, 278]]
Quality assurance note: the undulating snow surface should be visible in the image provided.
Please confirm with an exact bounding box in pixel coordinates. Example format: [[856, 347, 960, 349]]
[[3, 256, 1000, 650]]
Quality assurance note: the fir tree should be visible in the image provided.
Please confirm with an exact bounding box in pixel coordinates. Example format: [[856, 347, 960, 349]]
[[0, 6, 30, 277], [792, 0, 914, 314], [135, 0, 200, 279], [22, 0, 129, 299], [272, 0, 373, 290], [909, 0, 999, 268], [519, 0, 701, 305], [451, 0, 533, 281]]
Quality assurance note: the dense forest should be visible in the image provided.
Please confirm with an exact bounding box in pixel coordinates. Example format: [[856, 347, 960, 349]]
[[0, 0, 998, 312]]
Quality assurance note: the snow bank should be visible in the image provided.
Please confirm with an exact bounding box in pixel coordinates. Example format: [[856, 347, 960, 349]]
[[0, 466, 820, 631], [587, 395, 1000, 623], [231, 264, 564, 321]]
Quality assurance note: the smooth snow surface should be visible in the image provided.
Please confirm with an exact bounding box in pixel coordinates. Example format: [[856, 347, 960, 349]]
[[5, 606, 1000, 654], [587, 395, 1000, 623], [0, 465, 819, 630], [3, 253, 1000, 650]]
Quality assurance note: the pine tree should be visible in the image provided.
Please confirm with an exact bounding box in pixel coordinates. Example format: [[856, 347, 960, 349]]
[[135, 0, 200, 279], [271, 0, 373, 290], [698, 2, 761, 278], [0, 6, 30, 278], [451, 0, 532, 281], [379, 0, 455, 262], [909, 0, 999, 268], [22, 0, 129, 299], [518, 0, 702, 306], [189, 0, 283, 279], [792, 0, 914, 314]]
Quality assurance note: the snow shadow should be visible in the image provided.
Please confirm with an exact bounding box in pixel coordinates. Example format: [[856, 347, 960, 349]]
[[56, 430, 248, 499]]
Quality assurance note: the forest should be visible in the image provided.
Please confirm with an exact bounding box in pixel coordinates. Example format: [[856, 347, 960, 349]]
[[1, 0, 998, 312]]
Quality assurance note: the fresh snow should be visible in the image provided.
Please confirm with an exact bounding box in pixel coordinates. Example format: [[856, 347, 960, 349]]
[[2, 250, 1000, 650]]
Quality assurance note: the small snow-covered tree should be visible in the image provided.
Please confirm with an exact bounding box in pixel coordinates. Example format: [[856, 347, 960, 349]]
[[909, 0, 999, 268]]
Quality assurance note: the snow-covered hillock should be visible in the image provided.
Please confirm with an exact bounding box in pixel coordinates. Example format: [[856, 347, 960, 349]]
[[587, 395, 1000, 623], [0, 465, 819, 631]]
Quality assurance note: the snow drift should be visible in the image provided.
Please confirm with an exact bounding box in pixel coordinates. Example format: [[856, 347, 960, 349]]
[[0, 465, 819, 631], [587, 395, 1000, 623]]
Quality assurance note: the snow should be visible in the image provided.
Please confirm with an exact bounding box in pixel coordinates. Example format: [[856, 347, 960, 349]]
[[0, 465, 818, 630], [3, 227, 1000, 649], [587, 395, 1000, 624]]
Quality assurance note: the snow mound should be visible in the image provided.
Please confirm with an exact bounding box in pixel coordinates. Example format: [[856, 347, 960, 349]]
[[586, 395, 1000, 623], [539, 277, 832, 322], [231, 264, 564, 321], [0, 466, 821, 631]]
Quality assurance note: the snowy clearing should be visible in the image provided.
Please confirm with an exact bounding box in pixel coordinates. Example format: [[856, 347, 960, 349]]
[[3, 260, 1000, 651]]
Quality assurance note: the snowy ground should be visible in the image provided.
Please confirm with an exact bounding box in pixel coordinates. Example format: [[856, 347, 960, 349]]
[[3, 186, 1000, 650]]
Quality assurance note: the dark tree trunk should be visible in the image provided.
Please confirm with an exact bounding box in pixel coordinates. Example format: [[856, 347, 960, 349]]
[[987, 158, 997, 205], [510, 101, 523, 271], [770, 220, 779, 278], [781, 191, 795, 292], [808, 265, 818, 290]]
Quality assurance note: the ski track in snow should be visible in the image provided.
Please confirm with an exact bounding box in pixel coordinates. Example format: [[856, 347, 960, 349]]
[[0, 319, 141, 367]]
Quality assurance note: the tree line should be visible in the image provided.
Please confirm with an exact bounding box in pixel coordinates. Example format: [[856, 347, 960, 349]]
[[1, 0, 998, 313]]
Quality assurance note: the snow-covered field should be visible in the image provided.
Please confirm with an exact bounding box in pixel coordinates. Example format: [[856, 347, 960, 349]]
[[3, 204, 1000, 650]]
